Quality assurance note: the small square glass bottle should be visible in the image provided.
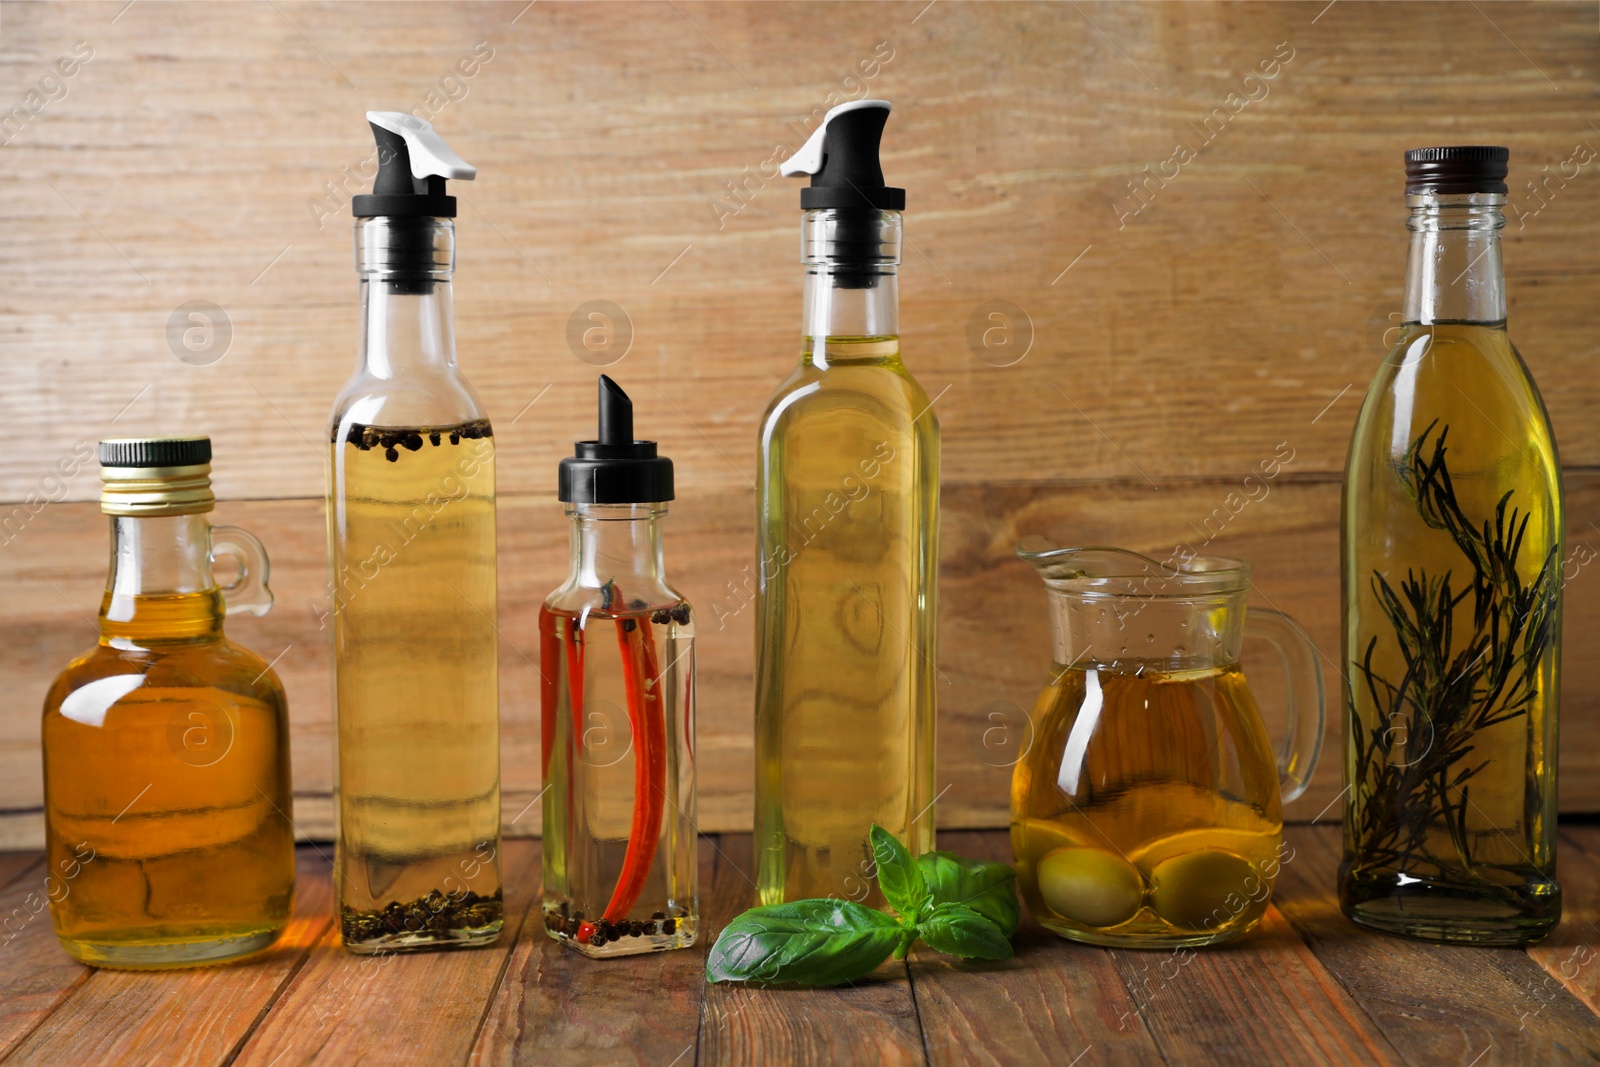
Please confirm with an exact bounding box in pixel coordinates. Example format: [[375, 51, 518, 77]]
[[539, 376, 698, 955]]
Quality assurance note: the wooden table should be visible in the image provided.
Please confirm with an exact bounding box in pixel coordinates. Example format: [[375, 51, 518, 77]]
[[2, 826, 1598, 1065]]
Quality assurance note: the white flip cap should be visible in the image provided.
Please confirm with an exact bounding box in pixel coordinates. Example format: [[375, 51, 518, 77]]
[[780, 99, 892, 178], [367, 111, 476, 181]]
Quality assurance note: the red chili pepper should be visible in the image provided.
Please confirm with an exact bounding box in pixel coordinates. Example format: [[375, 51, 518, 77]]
[[682, 637, 694, 761], [639, 611, 669, 812], [602, 591, 666, 924], [576, 920, 595, 944], [565, 614, 585, 755]]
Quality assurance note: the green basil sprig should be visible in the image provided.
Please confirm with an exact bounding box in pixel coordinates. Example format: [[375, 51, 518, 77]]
[[706, 824, 1017, 986]]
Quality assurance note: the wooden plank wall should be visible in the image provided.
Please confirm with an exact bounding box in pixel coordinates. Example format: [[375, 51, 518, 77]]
[[1, 1, 1596, 847]]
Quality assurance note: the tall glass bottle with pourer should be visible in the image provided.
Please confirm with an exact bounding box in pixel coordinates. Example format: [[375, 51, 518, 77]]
[[755, 101, 940, 906], [1341, 147, 1562, 944], [327, 112, 502, 952]]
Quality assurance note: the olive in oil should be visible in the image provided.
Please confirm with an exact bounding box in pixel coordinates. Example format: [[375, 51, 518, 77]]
[[1012, 664, 1287, 948]]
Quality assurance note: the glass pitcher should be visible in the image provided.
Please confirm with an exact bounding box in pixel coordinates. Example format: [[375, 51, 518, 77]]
[[1011, 539, 1324, 948]]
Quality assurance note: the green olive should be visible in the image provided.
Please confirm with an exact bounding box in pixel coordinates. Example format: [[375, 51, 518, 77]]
[[1035, 847, 1144, 928], [1149, 849, 1258, 933]]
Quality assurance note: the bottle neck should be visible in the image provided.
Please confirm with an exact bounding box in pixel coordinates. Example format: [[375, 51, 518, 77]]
[[800, 208, 902, 361], [1403, 192, 1506, 326], [355, 216, 459, 378], [101, 513, 223, 641], [802, 271, 899, 351], [564, 503, 673, 606]]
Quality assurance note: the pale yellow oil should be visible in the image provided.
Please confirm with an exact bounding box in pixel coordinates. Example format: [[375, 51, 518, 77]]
[[327, 420, 502, 949], [754, 336, 940, 906], [1011, 664, 1285, 948], [1342, 322, 1562, 942]]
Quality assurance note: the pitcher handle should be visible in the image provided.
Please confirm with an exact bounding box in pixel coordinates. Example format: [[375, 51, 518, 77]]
[[1245, 607, 1324, 804], [211, 525, 275, 617]]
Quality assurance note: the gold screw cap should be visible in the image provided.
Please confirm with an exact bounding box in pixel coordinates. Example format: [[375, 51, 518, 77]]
[[99, 437, 215, 516]]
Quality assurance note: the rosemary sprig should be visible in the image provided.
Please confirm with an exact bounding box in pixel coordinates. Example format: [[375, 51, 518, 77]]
[[1349, 421, 1557, 875]]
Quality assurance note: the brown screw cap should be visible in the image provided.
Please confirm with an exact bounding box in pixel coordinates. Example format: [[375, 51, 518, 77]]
[[1405, 146, 1509, 195]]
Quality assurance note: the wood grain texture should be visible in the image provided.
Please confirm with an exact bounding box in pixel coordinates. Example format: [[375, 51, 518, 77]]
[[0, 854, 88, 1060], [231, 838, 538, 1067], [909, 832, 1164, 1066], [1273, 825, 1600, 1065], [3, 0, 1600, 850], [697, 835, 925, 1066], [1525, 827, 1600, 1022], [6, 473, 1600, 848], [1, 2, 1597, 497], [2, 848, 331, 1067], [4, 833, 1600, 1063], [468, 837, 713, 1067]]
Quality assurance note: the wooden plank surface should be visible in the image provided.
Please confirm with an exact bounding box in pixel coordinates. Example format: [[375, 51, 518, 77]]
[[698, 835, 926, 1066], [1, 848, 330, 1066], [232, 838, 539, 1066], [1525, 827, 1600, 1022], [2, 830, 1600, 1063], [1, 2, 1597, 499], [909, 831, 1163, 1066], [9, 472, 1600, 847], [0, 854, 88, 1060], [468, 837, 714, 1067], [3, 1, 1599, 847], [1272, 826, 1600, 1065]]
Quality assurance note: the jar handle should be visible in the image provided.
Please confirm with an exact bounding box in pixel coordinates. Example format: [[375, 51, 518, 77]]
[[1245, 607, 1325, 804], [211, 525, 275, 617]]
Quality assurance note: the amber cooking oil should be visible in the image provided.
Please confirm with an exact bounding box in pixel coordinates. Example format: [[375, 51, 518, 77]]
[[42, 438, 295, 969], [1011, 664, 1285, 948]]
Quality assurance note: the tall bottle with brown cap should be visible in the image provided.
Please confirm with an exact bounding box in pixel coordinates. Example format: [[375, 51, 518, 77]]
[[1341, 147, 1562, 943], [754, 100, 940, 906], [41, 437, 294, 968], [326, 111, 501, 951]]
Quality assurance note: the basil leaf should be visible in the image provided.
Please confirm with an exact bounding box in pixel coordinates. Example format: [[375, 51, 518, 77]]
[[706, 899, 905, 986], [917, 851, 1021, 936], [917, 901, 1014, 961], [869, 823, 929, 918]]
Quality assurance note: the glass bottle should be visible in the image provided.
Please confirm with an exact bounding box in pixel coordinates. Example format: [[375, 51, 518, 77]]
[[327, 113, 501, 952], [755, 101, 940, 906], [539, 376, 697, 957], [1341, 147, 1563, 943], [41, 437, 294, 968]]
